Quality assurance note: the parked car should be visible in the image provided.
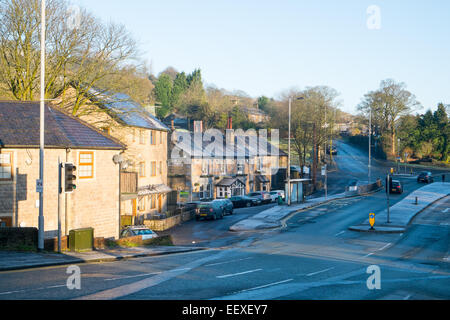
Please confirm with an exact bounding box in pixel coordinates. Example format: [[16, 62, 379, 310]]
[[269, 190, 285, 201], [390, 180, 403, 194], [213, 199, 234, 215], [196, 202, 224, 221], [230, 195, 259, 208], [247, 191, 272, 204], [120, 226, 158, 240], [417, 171, 434, 183]]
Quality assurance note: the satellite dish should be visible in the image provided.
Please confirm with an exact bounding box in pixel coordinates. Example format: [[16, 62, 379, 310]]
[[112, 154, 123, 164]]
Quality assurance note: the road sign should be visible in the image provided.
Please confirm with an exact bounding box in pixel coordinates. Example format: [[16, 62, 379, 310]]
[[180, 191, 189, 198], [369, 213, 375, 230], [321, 166, 326, 176], [36, 179, 43, 193]]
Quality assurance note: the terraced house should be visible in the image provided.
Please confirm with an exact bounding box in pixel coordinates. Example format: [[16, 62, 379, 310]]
[[168, 120, 287, 202], [0, 101, 124, 239], [59, 90, 171, 223]]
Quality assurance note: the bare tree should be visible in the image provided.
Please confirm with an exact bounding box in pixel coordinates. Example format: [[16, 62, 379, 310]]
[[358, 79, 421, 156]]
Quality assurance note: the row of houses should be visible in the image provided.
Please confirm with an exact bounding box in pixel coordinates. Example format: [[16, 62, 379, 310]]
[[0, 92, 286, 240]]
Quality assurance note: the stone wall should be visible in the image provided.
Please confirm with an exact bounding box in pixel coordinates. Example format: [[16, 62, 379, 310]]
[[0, 148, 120, 239]]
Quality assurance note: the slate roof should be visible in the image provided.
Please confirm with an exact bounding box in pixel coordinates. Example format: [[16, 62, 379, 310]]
[[172, 130, 287, 159], [87, 89, 169, 131], [0, 101, 124, 149], [215, 177, 246, 187]]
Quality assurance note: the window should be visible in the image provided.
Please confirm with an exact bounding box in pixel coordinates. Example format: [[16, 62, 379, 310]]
[[150, 130, 156, 145], [159, 161, 163, 175], [102, 127, 110, 135], [78, 152, 94, 179], [150, 195, 156, 209], [202, 160, 208, 175], [0, 152, 13, 180], [138, 162, 145, 177], [138, 197, 146, 212], [139, 130, 145, 144], [151, 161, 157, 176], [237, 162, 245, 174]]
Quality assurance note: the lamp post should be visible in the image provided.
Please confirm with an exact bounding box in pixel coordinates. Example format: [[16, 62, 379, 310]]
[[368, 110, 371, 183], [38, 0, 46, 251], [113, 154, 125, 238], [287, 96, 304, 206]]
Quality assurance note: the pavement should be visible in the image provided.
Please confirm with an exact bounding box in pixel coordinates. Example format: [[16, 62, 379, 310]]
[[349, 182, 450, 233], [229, 192, 351, 232], [0, 245, 207, 272]]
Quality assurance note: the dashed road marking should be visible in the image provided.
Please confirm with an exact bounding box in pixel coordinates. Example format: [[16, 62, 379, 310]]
[[233, 279, 294, 294], [335, 231, 345, 237], [306, 267, 335, 277], [205, 257, 253, 267], [378, 243, 392, 251], [216, 269, 262, 279]]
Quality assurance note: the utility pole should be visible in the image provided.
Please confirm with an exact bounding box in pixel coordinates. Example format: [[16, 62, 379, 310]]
[[57, 157, 62, 253], [368, 108, 372, 184], [38, 0, 46, 251], [287, 97, 292, 206], [386, 173, 390, 223], [312, 122, 317, 187]]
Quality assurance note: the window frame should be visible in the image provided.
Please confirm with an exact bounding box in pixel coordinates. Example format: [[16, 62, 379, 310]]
[[139, 129, 145, 144], [151, 161, 157, 177], [138, 162, 146, 178], [78, 151, 94, 179], [0, 151, 13, 181]]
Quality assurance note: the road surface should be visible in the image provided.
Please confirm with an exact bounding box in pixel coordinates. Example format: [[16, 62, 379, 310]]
[[0, 140, 448, 300]]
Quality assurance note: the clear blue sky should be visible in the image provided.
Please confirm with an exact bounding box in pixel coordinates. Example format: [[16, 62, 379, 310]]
[[75, 0, 450, 114]]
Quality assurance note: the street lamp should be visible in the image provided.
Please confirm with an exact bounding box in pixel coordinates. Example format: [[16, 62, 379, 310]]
[[368, 108, 372, 184], [113, 154, 126, 238], [287, 96, 304, 206], [38, 0, 46, 251]]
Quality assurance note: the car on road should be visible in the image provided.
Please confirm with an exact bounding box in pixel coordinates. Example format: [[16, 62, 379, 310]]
[[196, 202, 224, 221], [120, 226, 158, 240], [327, 146, 338, 155], [417, 171, 434, 183], [230, 195, 259, 208], [247, 191, 272, 204], [213, 199, 234, 215], [269, 190, 285, 202], [390, 180, 403, 194]]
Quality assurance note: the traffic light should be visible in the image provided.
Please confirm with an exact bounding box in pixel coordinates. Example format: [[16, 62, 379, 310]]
[[64, 163, 77, 193]]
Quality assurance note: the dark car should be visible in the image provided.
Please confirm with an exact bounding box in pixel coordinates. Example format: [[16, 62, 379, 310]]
[[213, 199, 234, 215], [326, 146, 337, 155], [247, 191, 271, 204], [230, 195, 258, 208], [390, 180, 403, 194], [196, 202, 224, 221], [417, 171, 434, 183]]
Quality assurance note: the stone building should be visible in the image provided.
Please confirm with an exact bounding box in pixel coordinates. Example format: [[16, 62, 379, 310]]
[[59, 90, 172, 222], [168, 121, 287, 202], [0, 101, 124, 239]]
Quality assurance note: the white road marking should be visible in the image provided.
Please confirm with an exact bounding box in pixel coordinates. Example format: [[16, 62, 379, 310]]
[[403, 294, 412, 300], [205, 257, 253, 267], [306, 267, 335, 277], [335, 231, 345, 237], [235, 279, 294, 293], [378, 243, 392, 251], [216, 269, 262, 279], [442, 208, 449, 213], [440, 223, 449, 226], [104, 272, 162, 281], [364, 253, 374, 258]]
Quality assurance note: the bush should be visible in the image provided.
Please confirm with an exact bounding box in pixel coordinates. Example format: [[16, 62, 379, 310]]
[[0, 227, 38, 251]]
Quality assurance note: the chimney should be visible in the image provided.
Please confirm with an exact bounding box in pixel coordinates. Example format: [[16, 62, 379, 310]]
[[193, 120, 203, 133], [227, 116, 233, 130]]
